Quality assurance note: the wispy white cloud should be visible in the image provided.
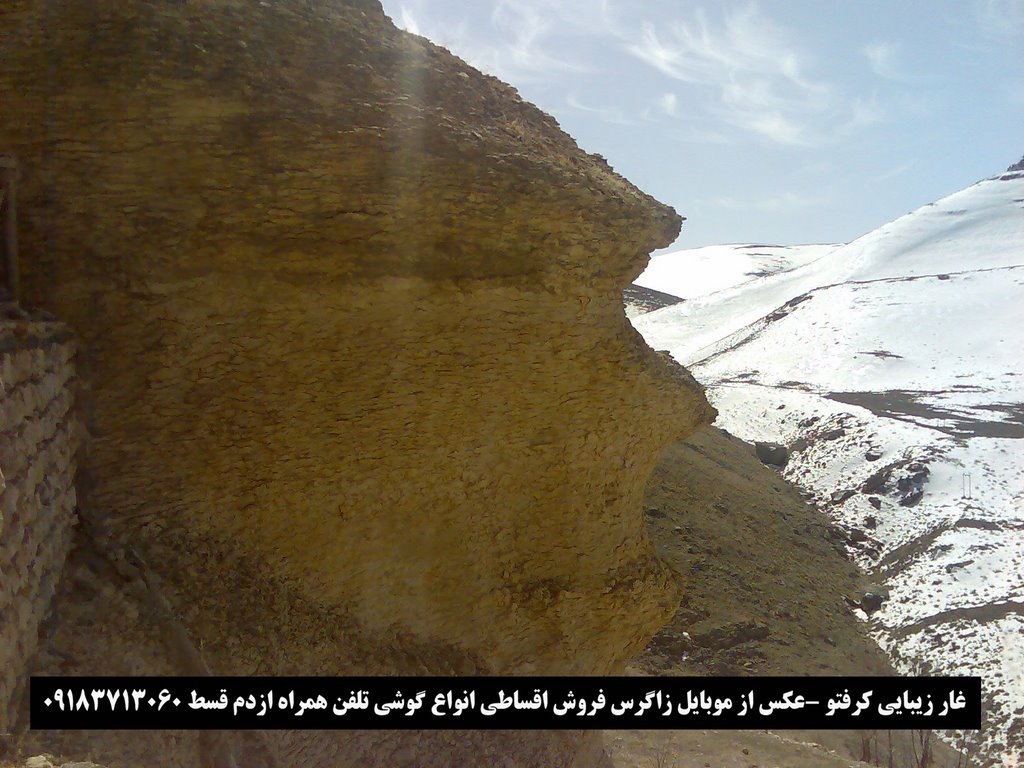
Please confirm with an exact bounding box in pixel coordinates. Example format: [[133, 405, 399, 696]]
[[387, 1, 889, 148], [626, 7, 814, 91], [977, 0, 1024, 35], [565, 93, 636, 125], [529, 0, 621, 37], [440, 0, 594, 83], [874, 161, 914, 183], [398, 5, 421, 36], [388, 2, 472, 54], [709, 191, 820, 212], [860, 41, 929, 86], [861, 42, 901, 80], [659, 92, 680, 117], [640, 92, 733, 143], [624, 4, 875, 146], [491, 0, 588, 74], [847, 96, 887, 131], [387, 0, 593, 84], [667, 126, 732, 145]]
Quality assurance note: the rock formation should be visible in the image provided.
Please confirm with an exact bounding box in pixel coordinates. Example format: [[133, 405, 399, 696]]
[[1, 0, 712, 764]]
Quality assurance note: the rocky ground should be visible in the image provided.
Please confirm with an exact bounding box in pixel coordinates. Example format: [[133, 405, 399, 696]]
[[609, 426, 973, 768], [3, 426, 980, 768]]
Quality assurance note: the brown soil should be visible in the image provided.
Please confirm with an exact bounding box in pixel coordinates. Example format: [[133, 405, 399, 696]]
[[638, 426, 885, 680]]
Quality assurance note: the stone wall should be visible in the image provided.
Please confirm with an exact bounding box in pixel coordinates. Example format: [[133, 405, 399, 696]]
[[0, 302, 78, 735]]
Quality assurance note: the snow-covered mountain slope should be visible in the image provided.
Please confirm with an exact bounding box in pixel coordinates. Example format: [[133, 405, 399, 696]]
[[623, 284, 685, 321], [635, 243, 838, 300], [631, 244, 838, 357], [632, 165, 1024, 765]]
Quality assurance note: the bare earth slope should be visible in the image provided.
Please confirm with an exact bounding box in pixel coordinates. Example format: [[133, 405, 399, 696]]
[[620, 426, 964, 768]]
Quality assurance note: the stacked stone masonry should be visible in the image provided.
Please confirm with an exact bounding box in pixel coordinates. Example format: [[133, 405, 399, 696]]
[[0, 303, 79, 734]]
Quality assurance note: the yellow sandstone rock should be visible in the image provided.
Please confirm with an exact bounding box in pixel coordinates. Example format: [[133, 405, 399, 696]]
[[0, 1, 713, 761]]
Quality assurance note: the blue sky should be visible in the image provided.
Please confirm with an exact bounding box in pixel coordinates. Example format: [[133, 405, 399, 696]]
[[379, 0, 1024, 250]]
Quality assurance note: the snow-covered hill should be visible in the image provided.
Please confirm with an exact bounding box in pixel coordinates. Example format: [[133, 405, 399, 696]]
[[632, 163, 1024, 764], [635, 243, 838, 300]]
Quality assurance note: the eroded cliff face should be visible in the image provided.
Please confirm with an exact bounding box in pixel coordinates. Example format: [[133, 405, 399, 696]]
[[1, 0, 710, 732]]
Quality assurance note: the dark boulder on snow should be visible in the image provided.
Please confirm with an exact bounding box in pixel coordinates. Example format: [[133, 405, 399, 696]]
[[755, 441, 789, 467], [860, 593, 885, 615], [896, 463, 929, 507], [862, 466, 891, 493], [830, 489, 857, 505]]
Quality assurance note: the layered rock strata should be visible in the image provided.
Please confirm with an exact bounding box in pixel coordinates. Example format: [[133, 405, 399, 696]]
[[1, 1, 712, 762]]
